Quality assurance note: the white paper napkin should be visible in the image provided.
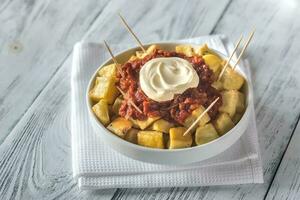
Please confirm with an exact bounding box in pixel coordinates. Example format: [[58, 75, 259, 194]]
[[71, 35, 263, 189]]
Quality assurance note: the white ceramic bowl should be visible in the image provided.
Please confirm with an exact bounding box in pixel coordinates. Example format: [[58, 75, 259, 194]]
[[86, 42, 253, 165]]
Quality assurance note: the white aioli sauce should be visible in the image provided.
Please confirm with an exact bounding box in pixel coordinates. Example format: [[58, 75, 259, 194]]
[[139, 57, 199, 102]]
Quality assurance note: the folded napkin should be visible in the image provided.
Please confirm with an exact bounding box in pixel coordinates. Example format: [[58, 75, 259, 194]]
[[71, 35, 263, 189]]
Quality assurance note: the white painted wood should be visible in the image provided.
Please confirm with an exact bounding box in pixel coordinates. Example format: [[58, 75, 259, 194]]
[[0, 0, 110, 143], [111, 0, 300, 199], [265, 120, 300, 200], [0, 0, 231, 199]]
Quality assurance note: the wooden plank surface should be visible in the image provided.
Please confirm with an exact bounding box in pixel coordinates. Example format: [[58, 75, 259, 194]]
[[265, 119, 300, 200], [111, 0, 300, 199], [0, 0, 231, 199], [0, 0, 109, 143]]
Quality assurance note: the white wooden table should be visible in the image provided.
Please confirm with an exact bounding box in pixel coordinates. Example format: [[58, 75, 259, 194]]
[[1, 0, 300, 199]]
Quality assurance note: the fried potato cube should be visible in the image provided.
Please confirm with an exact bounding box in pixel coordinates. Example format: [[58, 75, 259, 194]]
[[125, 128, 139, 144], [197, 44, 209, 55], [219, 90, 245, 117], [197, 44, 223, 59], [98, 63, 118, 78], [195, 123, 219, 145], [236, 92, 245, 113], [130, 116, 160, 130], [211, 81, 223, 91], [89, 77, 119, 104], [129, 55, 138, 61], [112, 96, 123, 115], [136, 45, 159, 59], [150, 119, 174, 133], [175, 45, 195, 57], [92, 99, 110, 125], [203, 54, 222, 76], [107, 117, 132, 138], [168, 127, 192, 149], [221, 67, 245, 90], [213, 113, 235, 135], [232, 112, 243, 124], [137, 131, 164, 149], [184, 106, 211, 131]]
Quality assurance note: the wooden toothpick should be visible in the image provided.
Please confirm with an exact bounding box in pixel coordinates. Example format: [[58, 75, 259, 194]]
[[116, 86, 143, 114], [103, 40, 119, 65], [118, 13, 146, 53], [232, 30, 255, 70], [218, 35, 243, 81], [183, 97, 220, 136]]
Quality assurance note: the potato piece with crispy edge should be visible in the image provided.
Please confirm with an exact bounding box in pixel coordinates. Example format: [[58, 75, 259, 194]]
[[175, 45, 195, 57], [197, 44, 223, 59], [136, 45, 159, 59], [203, 54, 222, 77], [125, 128, 138, 144], [219, 90, 245, 117], [195, 123, 219, 145], [92, 99, 110, 125], [184, 105, 211, 131], [213, 113, 235, 135], [232, 112, 243, 124], [89, 76, 119, 104], [137, 131, 164, 149], [168, 127, 192, 149], [98, 63, 117, 78], [211, 81, 223, 91], [107, 117, 132, 138], [112, 96, 123, 115], [221, 67, 245, 90], [130, 116, 160, 130], [150, 119, 174, 133]]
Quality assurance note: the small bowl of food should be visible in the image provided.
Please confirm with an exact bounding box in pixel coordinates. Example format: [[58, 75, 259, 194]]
[[86, 43, 252, 165]]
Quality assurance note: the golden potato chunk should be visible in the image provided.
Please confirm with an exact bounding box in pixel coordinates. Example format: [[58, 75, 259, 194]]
[[213, 113, 235, 135], [136, 45, 159, 59], [92, 99, 110, 125], [203, 54, 222, 76], [211, 81, 223, 91], [168, 127, 192, 149], [184, 106, 211, 131], [197, 44, 222, 59], [195, 123, 219, 145], [107, 117, 132, 138], [236, 92, 245, 113], [150, 119, 174, 133], [232, 112, 243, 124], [130, 116, 160, 130], [98, 63, 118, 78], [89, 77, 119, 104], [219, 90, 245, 117], [112, 96, 123, 115], [137, 131, 164, 149], [220, 67, 245, 90], [129, 55, 138, 61], [125, 128, 138, 144], [175, 45, 195, 57]]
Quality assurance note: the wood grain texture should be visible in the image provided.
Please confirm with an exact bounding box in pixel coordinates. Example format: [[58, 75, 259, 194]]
[[112, 0, 300, 199], [265, 118, 300, 200], [0, 0, 109, 144], [0, 0, 231, 199]]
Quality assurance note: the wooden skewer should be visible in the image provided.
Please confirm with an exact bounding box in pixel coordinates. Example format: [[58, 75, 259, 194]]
[[232, 30, 255, 70], [103, 40, 119, 65], [183, 97, 220, 136], [116, 86, 143, 114], [217, 35, 243, 81], [118, 13, 146, 53]]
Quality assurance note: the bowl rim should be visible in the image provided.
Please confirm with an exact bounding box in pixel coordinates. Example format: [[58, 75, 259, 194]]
[[86, 41, 253, 153]]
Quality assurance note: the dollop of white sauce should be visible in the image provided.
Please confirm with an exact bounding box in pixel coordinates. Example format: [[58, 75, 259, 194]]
[[139, 57, 199, 102]]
